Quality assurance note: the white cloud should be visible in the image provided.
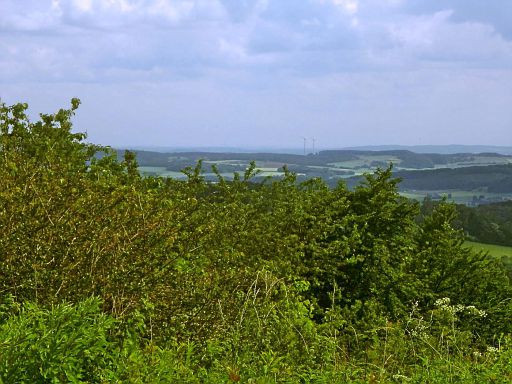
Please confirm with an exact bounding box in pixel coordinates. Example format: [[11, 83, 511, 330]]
[[73, 0, 93, 12], [385, 10, 512, 67], [389, 10, 452, 48], [1, 0, 511, 147], [332, 0, 358, 15]]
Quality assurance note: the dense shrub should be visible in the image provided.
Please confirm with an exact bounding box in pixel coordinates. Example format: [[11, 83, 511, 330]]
[[0, 100, 511, 382], [0, 297, 118, 382]]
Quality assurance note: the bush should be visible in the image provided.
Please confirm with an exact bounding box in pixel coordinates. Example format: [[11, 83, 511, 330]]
[[1, 100, 511, 382], [0, 297, 117, 383]]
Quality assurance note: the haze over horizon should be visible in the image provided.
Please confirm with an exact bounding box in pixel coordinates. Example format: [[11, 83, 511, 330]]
[[1, 0, 511, 148]]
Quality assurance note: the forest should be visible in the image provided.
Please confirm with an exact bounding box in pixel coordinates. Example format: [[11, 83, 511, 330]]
[[390, 165, 512, 193], [1, 100, 512, 383]]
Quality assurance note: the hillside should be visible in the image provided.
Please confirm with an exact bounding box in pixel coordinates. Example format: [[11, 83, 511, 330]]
[[130, 148, 512, 172], [342, 145, 512, 155], [392, 164, 512, 192]]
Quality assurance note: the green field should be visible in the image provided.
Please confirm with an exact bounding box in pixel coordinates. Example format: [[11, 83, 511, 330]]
[[465, 241, 512, 258], [329, 155, 401, 169], [329, 154, 511, 172], [400, 190, 512, 205], [138, 166, 186, 179]]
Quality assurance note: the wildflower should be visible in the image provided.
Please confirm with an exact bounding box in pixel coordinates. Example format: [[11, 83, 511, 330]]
[[486, 346, 500, 354], [435, 297, 450, 307]]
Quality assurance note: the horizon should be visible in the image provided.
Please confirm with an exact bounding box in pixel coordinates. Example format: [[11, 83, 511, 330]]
[[120, 143, 512, 156], [1, 1, 511, 148]]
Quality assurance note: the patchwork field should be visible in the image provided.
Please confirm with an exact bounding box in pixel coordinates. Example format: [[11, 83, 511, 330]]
[[139, 166, 186, 179], [400, 190, 512, 205], [133, 149, 512, 205], [329, 154, 512, 172]]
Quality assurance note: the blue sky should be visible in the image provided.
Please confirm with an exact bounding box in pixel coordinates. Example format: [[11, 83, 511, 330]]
[[1, 0, 511, 149]]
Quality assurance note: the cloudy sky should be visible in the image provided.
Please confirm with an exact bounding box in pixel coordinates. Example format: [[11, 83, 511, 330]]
[[1, 0, 511, 149]]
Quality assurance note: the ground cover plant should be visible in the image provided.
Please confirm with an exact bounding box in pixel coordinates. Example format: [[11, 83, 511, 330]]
[[1, 100, 512, 382]]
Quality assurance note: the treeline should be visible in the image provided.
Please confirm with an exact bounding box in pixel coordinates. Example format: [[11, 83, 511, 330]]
[[419, 197, 512, 247], [342, 164, 512, 192], [321, 150, 492, 169], [456, 201, 512, 246], [393, 164, 512, 192], [1, 100, 512, 382]]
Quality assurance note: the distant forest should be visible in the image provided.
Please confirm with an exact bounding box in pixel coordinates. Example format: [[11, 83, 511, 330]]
[[125, 148, 510, 170], [456, 201, 512, 246], [390, 165, 512, 193]]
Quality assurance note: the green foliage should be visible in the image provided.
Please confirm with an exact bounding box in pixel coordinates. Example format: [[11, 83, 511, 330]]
[[455, 201, 512, 246], [392, 164, 512, 192], [0, 100, 511, 382], [0, 297, 117, 383]]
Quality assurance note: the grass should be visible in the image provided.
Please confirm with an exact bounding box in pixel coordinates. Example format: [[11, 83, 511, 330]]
[[465, 241, 512, 274], [465, 241, 512, 258]]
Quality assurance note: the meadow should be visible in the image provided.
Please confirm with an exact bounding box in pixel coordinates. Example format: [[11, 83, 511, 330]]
[[465, 241, 512, 258]]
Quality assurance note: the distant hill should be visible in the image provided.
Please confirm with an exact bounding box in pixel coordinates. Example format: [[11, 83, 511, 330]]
[[341, 145, 512, 155], [123, 148, 512, 170], [392, 164, 512, 193], [125, 146, 305, 155], [115, 148, 512, 195], [126, 145, 512, 155]]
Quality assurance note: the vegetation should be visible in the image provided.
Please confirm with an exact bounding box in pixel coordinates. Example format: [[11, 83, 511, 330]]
[[420, 197, 512, 246], [465, 241, 512, 258], [391, 165, 512, 193], [1, 100, 512, 382], [455, 201, 512, 246], [465, 241, 512, 280]]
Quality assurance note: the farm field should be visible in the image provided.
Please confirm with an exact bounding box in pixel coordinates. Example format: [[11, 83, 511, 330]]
[[400, 190, 512, 205], [139, 165, 285, 179], [328, 154, 401, 170], [329, 154, 511, 172], [327, 155, 509, 172], [139, 166, 186, 179], [465, 241, 512, 258], [465, 241, 512, 273]]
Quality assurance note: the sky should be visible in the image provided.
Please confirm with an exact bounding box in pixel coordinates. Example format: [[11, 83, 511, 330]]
[[1, 0, 511, 149]]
